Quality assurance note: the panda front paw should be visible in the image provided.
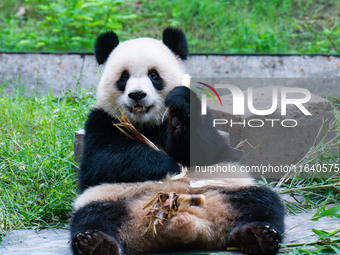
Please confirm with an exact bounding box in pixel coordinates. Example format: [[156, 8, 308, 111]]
[[165, 86, 190, 114], [165, 86, 202, 131], [165, 86, 191, 134]]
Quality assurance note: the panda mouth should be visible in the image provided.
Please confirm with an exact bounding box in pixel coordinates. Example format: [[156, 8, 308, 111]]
[[130, 104, 153, 114]]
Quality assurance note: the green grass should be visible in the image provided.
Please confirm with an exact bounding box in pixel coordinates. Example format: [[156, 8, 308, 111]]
[[272, 109, 340, 214], [0, 82, 96, 230], [0, 0, 339, 53], [268, 98, 340, 254]]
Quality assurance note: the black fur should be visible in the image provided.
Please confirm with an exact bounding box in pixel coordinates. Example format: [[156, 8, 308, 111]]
[[221, 186, 285, 235], [164, 86, 191, 166], [79, 87, 241, 192], [72, 230, 120, 255], [116, 70, 129, 91], [94, 31, 119, 65], [165, 86, 242, 166], [162, 28, 189, 60], [148, 69, 163, 90], [70, 200, 127, 255], [79, 108, 180, 192], [223, 186, 285, 255]]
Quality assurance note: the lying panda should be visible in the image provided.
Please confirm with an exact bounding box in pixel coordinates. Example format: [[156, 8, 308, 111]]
[[78, 27, 241, 192], [71, 178, 285, 255]]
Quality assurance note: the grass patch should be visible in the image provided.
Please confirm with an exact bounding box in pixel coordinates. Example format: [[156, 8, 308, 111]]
[[271, 98, 340, 254], [0, 81, 96, 230], [276, 98, 339, 212], [0, 0, 339, 53]]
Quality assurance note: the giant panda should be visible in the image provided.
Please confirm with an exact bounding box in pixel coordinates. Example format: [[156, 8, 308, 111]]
[[78, 27, 242, 192], [70, 28, 285, 255]]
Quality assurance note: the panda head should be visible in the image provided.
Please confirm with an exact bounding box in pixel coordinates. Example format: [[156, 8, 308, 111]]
[[95, 28, 189, 127]]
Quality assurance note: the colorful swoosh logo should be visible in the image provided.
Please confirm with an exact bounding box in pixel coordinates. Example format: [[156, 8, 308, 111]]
[[197, 82, 223, 106]]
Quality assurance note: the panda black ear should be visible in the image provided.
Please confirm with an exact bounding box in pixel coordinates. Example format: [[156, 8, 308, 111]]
[[162, 28, 189, 60], [94, 31, 119, 65]]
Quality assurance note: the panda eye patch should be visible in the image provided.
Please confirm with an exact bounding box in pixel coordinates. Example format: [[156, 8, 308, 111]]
[[148, 69, 163, 90], [148, 69, 160, 80], [117, 70, 129, 91]]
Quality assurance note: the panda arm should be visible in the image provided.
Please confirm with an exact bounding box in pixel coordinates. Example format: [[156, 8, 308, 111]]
[[164, 86, 242, 166], [79, 109, 180, 192]]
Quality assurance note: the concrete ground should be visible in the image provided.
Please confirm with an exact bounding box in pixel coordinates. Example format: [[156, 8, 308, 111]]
[[1, 210, 339, 255]]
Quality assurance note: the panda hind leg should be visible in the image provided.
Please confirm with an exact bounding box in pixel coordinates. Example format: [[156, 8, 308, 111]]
[[230, 221, 280, 255], [72, 230, 120, 255]]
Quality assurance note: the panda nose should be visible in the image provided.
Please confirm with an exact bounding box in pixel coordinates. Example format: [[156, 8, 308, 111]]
[[128, 91, 147, 101]]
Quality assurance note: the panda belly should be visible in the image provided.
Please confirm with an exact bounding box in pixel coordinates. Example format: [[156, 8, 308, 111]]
[[70, 179, 285, 255]]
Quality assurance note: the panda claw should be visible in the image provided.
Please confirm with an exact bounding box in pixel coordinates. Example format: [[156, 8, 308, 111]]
[[76, 233, 85, 240]]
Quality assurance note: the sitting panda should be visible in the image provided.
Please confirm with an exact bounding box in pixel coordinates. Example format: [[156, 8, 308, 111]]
[[71, 178, 285, 255], [78, 28, 242, 192], [71, 28, 285, 255]]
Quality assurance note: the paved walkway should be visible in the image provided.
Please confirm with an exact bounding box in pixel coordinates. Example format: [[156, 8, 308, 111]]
[[0, 229, 70, 255], [1, 210, 339, 255]]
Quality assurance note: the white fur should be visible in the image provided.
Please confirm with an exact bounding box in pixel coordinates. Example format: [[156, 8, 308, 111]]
[[96, 37, 186, 126]]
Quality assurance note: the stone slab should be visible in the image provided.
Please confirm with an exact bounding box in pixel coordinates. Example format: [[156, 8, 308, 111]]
[[191, 77, 340, 98], [187, 55, 340, 78], [0, 54, 84, 95], [1, 209, 339, 254], [1, 54, 340, 96], [207, 86, 337, 173], [78, 55, 103, 90], [0, 229, 70, 255]]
